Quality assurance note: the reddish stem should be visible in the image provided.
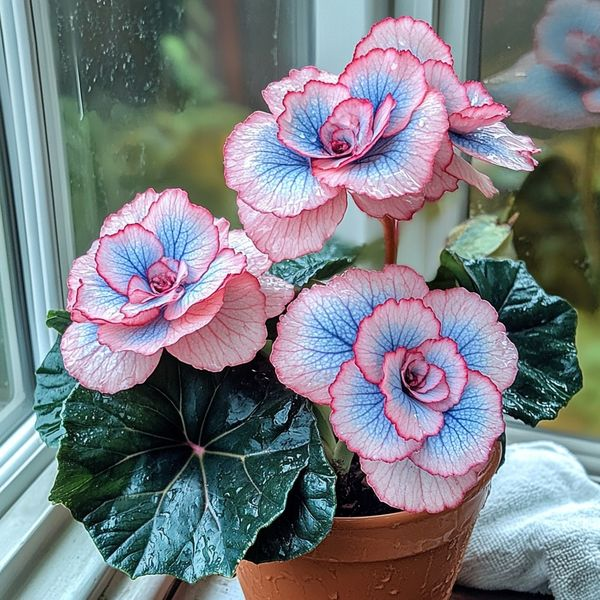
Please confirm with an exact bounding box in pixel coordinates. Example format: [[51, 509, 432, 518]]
[[382, 216, 397, 264]]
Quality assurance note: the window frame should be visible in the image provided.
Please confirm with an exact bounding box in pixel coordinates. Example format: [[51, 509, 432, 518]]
[[0, 0, 61, 513]]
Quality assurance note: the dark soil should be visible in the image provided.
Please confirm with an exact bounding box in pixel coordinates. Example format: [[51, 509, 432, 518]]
[[334, 456, 399, 517]]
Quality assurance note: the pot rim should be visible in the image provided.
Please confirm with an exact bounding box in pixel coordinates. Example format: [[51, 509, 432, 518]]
[[331, 440, 502, 530]]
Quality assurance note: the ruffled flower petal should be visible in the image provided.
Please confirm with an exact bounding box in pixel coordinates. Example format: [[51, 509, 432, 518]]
[[424, 288, 518, 391], [257, 274, 295, 318], [99, 188, 160, 236], [262, 66, 338, 117], [226, 231, 294, 317], [361, 455, 479, 513], [95, 224, 164, 296], [353, 298, 441, 384], [61, 322, 161, 394], [339, 48, 428, 136], [271, 265, 428, 404], [237, 193, 347, 262], [317, 98, 382, 167], [313, 91, 448, 199], [463, 81, 496, 107], [352, 137, 458, 218], [352, 192, 426, 220], [449, 103, 510, 134], [163, 249, 246, 321], [227, 229, 272, 276], [354, 16, 454, 65], [410, 371, 504, 477], [330, 360, 421, 461], [224, 112, 340, 218], [140, 189, 219, 282], [97, 317, 172, 356], [67, 242, 152, 325], [380, 349, 445, 442], [450, 121, 539, 171], [420, 137, 460, 201], [416, 338, 468, 412], [423, 60, 470, 114], [276, 80, 352, 157], [167, 273, 267, 372], [445, 153, 498, 198]]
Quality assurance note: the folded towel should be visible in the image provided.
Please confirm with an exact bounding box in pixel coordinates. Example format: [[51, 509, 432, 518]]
[[458, 441, 600, 600]]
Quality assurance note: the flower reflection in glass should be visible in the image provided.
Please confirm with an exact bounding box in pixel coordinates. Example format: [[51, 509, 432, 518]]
[[488, 0, 600, 130]]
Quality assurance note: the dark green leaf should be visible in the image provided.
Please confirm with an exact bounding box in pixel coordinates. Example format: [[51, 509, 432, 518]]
[[269, 239, 360, 287], [50, 353, 314, 583], [497, 432, 507, 469], [34, 336, 78, 446], [46, 309, 72, 334], [245, 423, 336, 563], [429, 250, 475, 290], [440, 251, 582, 426]]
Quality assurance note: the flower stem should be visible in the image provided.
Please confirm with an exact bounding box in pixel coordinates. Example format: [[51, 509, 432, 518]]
[[382, 216, 397, 264], [313, 404, 336, 463], [332, 440, 354, 475]]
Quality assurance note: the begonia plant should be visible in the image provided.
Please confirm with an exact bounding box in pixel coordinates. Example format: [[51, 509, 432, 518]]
[[34, 16, 581, 584]]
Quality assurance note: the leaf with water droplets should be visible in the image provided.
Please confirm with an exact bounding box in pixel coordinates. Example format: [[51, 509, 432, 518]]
[[439, 250, 582, 426], [34, 335, 79, 447], [245, 422, 336, 563], [50, 353, 314, 582], [269, 238, 361, 288]]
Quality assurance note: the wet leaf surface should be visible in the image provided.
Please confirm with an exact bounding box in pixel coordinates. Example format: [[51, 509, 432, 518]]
[[269, 239, 360, 288], [50, 353, 314, 582], [245, 424, 336, 563], [439, 251, 582, 426], [34, 336, 78, 447]]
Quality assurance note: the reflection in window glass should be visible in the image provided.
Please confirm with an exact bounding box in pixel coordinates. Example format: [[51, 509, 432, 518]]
[[48, 0, 312, 255], [474, 0, 600, 437]]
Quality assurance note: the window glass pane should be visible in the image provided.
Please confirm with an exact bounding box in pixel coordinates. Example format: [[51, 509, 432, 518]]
[[0, 124, 32, 441], [47, 0, 313, 256], [474, 0, 600, 437]]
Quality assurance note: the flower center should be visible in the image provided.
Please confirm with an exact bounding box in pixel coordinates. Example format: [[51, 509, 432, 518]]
[[401, 354, 429, 392], [331, 139, 351, 154], [150, 272, 176, 294]]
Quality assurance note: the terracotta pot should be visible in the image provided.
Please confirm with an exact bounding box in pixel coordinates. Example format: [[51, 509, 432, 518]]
[[237, 442, 501, 600]]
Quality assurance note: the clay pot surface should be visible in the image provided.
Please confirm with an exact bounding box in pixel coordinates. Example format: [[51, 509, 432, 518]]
[[237, 442, 502, 600]]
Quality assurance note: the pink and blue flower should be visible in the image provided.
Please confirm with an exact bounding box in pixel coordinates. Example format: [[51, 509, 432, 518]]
[[354, 18, 539, 189], [61, 188, 294, 394], [271, 265, 517, 513], [224, 16, 538, 262]]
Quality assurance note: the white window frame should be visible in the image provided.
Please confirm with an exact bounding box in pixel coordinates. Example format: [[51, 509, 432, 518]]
[[0, 0, 59, 515], [0, 1, 597, 598]]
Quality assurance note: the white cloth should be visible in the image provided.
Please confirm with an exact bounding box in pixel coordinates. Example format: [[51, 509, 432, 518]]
[[458, 441, 600, 600]]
